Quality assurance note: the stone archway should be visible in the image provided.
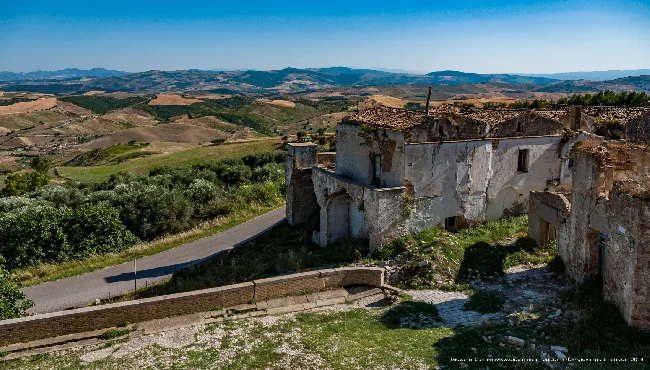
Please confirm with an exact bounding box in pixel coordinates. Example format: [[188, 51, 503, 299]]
[[326, 191, 352, 244]]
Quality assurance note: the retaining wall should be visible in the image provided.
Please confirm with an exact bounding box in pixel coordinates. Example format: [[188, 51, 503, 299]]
[[0, 267, 383, 345]]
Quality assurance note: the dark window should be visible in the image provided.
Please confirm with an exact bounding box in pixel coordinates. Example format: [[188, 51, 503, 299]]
[[517, 149, 529, 172], [568, 159, 574, 168], [445, 216, 457, 231], [517, 121, 523, 132], [371, 154, 382, 186], [439, 125, 445, 137]]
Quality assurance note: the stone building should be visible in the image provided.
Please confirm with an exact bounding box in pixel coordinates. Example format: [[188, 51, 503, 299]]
[[286, 104, 593, 249], [528, 139, 650, 330]]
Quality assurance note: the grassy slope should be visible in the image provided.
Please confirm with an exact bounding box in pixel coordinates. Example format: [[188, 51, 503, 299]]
[[56, 139, 282, 183]]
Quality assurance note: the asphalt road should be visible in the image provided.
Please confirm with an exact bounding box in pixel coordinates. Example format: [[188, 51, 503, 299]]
[[23, 207, 286, 314]]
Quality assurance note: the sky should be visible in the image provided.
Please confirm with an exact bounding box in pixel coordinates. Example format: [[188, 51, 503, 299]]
[[1, 0, 649, 74]]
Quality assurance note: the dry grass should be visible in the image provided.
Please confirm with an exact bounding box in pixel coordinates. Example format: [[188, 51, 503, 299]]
[[148, 94, 203, 106], [0, 98, 57, 115], [255, 98, 297, 108], [80, 123, 230, 148], [358, 95, 408, 110]]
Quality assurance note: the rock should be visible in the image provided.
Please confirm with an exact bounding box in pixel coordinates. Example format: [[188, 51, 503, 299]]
[[541, 352, 551, 361], [418, 260, 429, 267], [379, 262, 386, 268], [471, 347, 477, 352], [504, 336, 525, 347], [424, 247, 433, 253], [555, 351, 567, 360], [530, 343, 536, 350], [554, 309, 562, 316], [551, 346, 568, 354]]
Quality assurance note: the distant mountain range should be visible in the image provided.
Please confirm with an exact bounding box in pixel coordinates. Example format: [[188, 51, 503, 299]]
[[0, 67, 648, 94], [0, 68, 128, 81], [521, 69, 650, 81]]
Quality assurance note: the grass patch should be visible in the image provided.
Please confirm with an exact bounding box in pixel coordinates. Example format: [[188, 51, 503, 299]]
[[99, 328, 130, 340], [11, 202, 284, 287], [372, 215, 551, 289], [56, 139, 281, 183], [463, 291, 505, 314]]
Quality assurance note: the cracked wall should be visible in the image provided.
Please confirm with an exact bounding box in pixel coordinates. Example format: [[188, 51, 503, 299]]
[[335, 122, 405, 188]]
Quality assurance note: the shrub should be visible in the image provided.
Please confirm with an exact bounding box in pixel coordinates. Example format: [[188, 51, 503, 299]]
[[1, 171, 50, 197], [463, 291, 505, 313], [89, 183, 194, 240], [0, 204, 138, 270], [29, 157, 52, 173], [0, 266, 34, 319], [100, 328, 130, 339], [210, 138, 226, 145]]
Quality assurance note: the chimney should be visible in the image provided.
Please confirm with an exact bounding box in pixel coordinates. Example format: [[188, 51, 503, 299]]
[[425, 87, 432, 115]]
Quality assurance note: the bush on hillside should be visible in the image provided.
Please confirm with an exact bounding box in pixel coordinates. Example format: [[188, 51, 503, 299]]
[[0, 204, 138, 271], [0, 266, 33, 319], [1, 171, 50, 197]]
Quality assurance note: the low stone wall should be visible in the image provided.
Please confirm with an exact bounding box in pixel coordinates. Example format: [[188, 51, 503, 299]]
[[0, 267, 383, 345]]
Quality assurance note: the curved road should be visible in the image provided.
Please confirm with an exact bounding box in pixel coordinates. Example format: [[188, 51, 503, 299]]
[[23, 207, 286, 314]]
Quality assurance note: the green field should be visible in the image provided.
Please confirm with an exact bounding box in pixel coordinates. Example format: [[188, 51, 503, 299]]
[[56, 139, 283, 183]]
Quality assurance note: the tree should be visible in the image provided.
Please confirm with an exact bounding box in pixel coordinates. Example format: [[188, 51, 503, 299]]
[[1, 171, 50, 197], [296, 131, 308, 142], [29, 157, 52, 174], [0, 266, 33, 319]]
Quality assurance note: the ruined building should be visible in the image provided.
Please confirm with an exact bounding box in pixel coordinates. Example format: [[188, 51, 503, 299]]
[[528, 139, 650, 330], [286, 102, 650, 329]]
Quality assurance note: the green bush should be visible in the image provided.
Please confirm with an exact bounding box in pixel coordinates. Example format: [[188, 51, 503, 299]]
[[1, 171, 50, 196], [0, 266, 34, 319], [0, 204, 138, 270]]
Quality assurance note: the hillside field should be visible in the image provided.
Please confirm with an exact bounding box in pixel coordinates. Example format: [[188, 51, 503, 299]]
[[57, 139, 283, 183]]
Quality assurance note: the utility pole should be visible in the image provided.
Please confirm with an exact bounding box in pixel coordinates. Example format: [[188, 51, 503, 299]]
[[134, 259, 137, 293], [425, 86, 432, 115]]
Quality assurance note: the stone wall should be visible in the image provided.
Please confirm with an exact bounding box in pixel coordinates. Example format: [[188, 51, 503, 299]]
[[0, 267, 383, 345], [626, 112, 650, 145], [527, 191, 571, 249], [489, 112, 566, 138], [553, 145, 650, 330], [285, 143, 319, 225], [408, 116, 488, 143]]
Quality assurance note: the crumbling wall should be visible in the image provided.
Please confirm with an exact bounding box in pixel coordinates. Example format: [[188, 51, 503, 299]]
[[626, 112, 650, 145], [407, 116, 488, 143], [335, 122, 405, 187], [559, 143, 650, 330], [527, 191, 571, 249], [489, 112, 565, 138], [486, 136, 564, 220], [404, 140, 491, 231], [285, 143, 319, 225], [312, 167, 407, 250]]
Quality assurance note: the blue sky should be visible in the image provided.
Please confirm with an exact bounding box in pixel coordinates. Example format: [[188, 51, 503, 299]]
[[1, 0, 649, 73]]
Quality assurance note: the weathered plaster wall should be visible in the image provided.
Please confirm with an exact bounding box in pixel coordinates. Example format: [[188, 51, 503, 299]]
[[403, 136, 565, 233], [335, 122, 405, 188], [487, 137, 563, 220]]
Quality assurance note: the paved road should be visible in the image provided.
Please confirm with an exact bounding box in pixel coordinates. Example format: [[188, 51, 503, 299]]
[[23, 207, 286, 314]]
